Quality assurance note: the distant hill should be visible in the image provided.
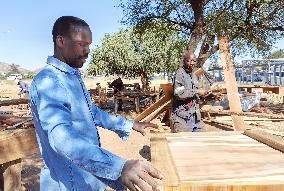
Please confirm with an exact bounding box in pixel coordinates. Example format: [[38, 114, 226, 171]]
[[0, 62, 31, 74], [0, 61, 87, 75]]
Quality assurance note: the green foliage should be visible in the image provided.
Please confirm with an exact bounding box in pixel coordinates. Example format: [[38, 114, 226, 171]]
[[0, 74, 5, 80], [5, 71, 18, 77], [88, 24, 186, 85], [9, 64, 20, 73], [23, 72, 36, 79], [120, 0, 284, 63], [266, 49, 284, 59]]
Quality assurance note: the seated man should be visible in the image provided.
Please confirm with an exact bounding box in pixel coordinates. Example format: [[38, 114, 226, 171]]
[[94, 82, 101, 96], [109, 77, 124, 111], [109, 77, 124, 94]]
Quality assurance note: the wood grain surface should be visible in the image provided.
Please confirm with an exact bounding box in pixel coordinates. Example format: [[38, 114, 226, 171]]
[[151, 131, 284, 191]]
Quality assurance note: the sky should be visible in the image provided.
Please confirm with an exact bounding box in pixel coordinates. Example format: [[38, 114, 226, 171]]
[[0, 0, 284, 71], [0, 0, 125, 70]]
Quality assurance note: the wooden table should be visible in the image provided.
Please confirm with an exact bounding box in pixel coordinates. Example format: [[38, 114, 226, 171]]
[[151, 131, 284, 191], [114, 90, 158, 113], [238, 85, 280, 94]]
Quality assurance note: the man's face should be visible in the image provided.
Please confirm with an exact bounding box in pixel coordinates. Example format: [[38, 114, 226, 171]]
[[184, 53, 196, 72], [61, 26, 92, 68]]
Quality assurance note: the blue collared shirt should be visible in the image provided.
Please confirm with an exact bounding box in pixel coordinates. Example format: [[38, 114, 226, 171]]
[[29, 56, 134, 191]]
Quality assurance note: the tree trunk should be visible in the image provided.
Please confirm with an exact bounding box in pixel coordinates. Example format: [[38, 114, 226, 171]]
[[186, 0, 205, 51], [140, 71, 149, 91]]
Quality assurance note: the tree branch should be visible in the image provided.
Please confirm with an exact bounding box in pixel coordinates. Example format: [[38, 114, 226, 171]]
[[204, 0, 238, 30], [254, 22, 284, 31]]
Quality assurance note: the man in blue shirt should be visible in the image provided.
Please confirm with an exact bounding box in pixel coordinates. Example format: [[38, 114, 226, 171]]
[[29, 16, 163, 191]]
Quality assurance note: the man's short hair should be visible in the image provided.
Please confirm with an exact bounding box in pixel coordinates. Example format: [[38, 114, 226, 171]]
[[183, 51, 195, 61], [52, 16, 89, 43]]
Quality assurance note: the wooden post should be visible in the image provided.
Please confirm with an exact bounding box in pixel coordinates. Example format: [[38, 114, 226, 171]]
[[134, 97, 140, 113], [242, 68, 245, 84], [114, 96, 118, 113], [218, 36, 245, 131], [251, 66, 254, 83], [273, 64, 277, 85], [280, 64, 283, 86]]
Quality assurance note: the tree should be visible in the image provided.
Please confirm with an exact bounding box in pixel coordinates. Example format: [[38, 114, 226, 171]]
[[120, 0, 284, 66], [23, 72, 36, 79], [266, 49, 284, 59], [88, 25, 186, 88], [9, 64, 20, 73]]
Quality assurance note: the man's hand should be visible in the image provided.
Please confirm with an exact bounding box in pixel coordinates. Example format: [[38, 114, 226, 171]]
[[119, 160, 164, 191], [214, 93, 223, 101], [196, 89, 208, 96], [132, 122, 159, 136]]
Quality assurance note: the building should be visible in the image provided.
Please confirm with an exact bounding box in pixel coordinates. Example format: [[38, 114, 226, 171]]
[[207, 59, 284, 86]]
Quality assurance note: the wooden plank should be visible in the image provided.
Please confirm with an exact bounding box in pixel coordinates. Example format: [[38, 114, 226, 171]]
[[214, 116, 284, 121], [0, 114, 14, 121], [142, 100, 171, 122], [206, 110, 284, 119], [0, 128, 39, 164], [160, 83, 173, 98], [1, 117, 31, 126], [1, 159, 22, 191], [134, 95, 171, 121], [179, 183, 284, 191], [135, 83, 173, 122], [150, 133, 180, 189], [151, 131, 284, 190], [0, 99, 29, 107], [218, 36, 245, 131], [239, 85, 280, 94], [244, 129, 284, 153]]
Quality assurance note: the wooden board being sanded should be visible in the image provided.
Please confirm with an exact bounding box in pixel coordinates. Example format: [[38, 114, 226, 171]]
[[151, 131, 284, 191]]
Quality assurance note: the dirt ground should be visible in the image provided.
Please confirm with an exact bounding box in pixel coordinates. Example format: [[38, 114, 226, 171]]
[[1, 78, 284, 191]]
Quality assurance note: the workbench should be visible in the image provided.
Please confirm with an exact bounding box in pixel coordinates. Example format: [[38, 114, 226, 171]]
[[238, 85, 280, 94]]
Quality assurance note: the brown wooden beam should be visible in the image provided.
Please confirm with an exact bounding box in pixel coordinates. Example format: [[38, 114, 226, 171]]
[[218, 35, 245, 131], [0, 99, 29, 107], [244, 129, 284, 153]]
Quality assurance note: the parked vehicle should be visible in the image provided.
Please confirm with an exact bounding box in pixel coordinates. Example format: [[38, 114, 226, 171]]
[[6, 74, 23, 80]]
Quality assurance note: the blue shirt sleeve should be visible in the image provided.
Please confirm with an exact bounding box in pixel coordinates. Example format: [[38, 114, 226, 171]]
[[91, 103, 134, 141], [30, 76, 126, 181]]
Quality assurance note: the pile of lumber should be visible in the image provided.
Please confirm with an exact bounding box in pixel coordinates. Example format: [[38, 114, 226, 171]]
[[0, 114, 33, 131]]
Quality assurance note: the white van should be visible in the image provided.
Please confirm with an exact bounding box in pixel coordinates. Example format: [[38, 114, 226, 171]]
[[6, 74, 23, 80]]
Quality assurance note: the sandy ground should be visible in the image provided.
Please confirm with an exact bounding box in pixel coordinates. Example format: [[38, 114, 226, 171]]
[[0, 78, 284, 191]]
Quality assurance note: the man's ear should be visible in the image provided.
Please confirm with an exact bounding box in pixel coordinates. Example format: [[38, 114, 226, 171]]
[[55, 35, 65, 48]]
